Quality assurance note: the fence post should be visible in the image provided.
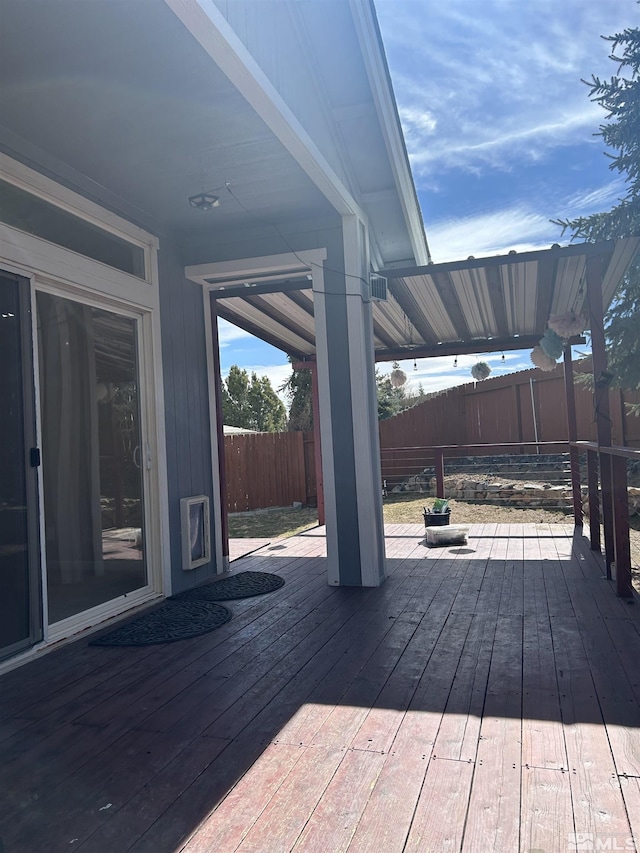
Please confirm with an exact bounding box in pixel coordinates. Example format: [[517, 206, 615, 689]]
[[309, 362, 325, 526], [611, 454, 632, 597], [435, 449, 445, 498], [586, 449, 601, 553], [563, 346, 583, 527], [586, 253, 614, 577]]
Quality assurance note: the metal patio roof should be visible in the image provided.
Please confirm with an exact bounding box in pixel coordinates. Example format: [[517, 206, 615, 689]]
[[192, 238, 640, 362]]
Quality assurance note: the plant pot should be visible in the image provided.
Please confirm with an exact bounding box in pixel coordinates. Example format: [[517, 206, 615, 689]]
[[423, 510, 451, 527]]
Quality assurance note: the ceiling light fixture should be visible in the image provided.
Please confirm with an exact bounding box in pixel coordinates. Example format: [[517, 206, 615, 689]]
[[188, 192, 220, 211]]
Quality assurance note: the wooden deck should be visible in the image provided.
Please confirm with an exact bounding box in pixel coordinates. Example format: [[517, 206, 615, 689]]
[[2, 524, 640, 853], [229, 538, 272, 563]]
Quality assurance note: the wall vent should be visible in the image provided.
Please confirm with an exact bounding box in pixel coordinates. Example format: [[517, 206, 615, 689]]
[[369, 274, 388, 301]]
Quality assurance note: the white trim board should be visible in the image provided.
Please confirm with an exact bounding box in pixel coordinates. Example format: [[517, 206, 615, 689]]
[[197, 249, 327, 578], [163, 0, 365, 222], [347, 0, 430, 266], [186, 249, 327, 287], [0, 152, 159, 262]]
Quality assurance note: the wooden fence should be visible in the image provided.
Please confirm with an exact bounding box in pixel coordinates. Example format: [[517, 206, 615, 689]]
[[378, 363, 640, 487], [225, 363, 640, 511], [224, 430, 316, 512], [379, 363, 640, 450]]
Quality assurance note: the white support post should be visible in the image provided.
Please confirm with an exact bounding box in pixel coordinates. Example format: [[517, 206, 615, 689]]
[[311, 216, 386, 586]]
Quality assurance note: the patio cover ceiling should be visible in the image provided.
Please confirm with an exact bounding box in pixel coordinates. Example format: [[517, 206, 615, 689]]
[[190, 238, 640, 362]]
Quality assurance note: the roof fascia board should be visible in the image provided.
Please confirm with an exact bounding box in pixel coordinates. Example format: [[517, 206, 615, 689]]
[[385, 241, 619, 280], [374, 334, 586, 363], [348, 0, 430, 266], [163, 0, 365, 221]]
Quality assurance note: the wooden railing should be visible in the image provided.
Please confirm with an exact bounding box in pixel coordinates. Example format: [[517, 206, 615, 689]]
[[380, 441, 570, 498], [381, 440, 638, 599], [572, 441, 639, 599]]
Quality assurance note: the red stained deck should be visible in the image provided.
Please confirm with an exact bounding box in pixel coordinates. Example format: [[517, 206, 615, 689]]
[[1, 524, 640, 853]]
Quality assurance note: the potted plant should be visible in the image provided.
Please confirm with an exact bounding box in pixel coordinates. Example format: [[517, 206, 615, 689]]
[[423, 498, 451, 527]]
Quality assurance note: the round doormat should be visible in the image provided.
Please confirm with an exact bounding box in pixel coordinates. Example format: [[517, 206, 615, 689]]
[[173, 570, 285, 602], [89, 600, 232, 647]]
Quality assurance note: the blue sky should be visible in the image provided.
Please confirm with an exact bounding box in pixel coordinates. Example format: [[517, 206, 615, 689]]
[[219, 0, 635, 401]]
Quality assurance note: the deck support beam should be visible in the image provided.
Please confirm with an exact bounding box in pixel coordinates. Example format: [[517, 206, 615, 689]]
[[309, 363, 326, 527], [585, 253, 633, 596], [294, 360, 326, 527], [586, 254, 614, 575], [586, 449, 601, 552], [563, 346, 583, 527]]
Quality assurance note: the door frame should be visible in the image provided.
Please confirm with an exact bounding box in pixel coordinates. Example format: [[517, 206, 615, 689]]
[[0, 270, 43, 662], [0, 155, 170, 670]]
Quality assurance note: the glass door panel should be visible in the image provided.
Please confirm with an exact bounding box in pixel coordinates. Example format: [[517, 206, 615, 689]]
[[0, 272, 41, 659], [36, 292, 147, 624]]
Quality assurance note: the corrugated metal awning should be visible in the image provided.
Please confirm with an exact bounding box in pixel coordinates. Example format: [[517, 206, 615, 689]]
[[190, 238, 639, 361]]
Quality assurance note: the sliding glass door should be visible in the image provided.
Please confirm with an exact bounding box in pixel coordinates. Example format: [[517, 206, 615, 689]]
[[0, 272, 42, 660], [36, 291, 148, 625]]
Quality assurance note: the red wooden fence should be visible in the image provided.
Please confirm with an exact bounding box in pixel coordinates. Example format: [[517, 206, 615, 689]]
[[379, 363, 640, 451], [224, 430, 315, 512], [224, 363, 640, 511]]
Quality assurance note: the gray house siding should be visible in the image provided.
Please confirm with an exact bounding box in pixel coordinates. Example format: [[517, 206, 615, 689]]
[[158, 242, 216, 594]]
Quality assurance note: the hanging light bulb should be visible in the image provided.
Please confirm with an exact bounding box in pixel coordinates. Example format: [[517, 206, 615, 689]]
[[501, 352, 505, 363], [453, 356, 458, 367], [413, 358, 417, 371]]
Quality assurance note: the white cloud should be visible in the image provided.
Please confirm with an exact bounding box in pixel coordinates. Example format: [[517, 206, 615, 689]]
[[563, 178, 629, 215], [376, 0, 632, 181], [398, 106, 437, 138], [426, 205, 555, 262], [217, 318, 252, 346], [424, 175, 629, 262], [407, 107, 599, 176]]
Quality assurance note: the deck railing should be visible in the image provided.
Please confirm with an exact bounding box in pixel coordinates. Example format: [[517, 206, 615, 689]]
[[380, 441, 571, 501], [571, 441, 640, 598], [381, 440, 638, 598]]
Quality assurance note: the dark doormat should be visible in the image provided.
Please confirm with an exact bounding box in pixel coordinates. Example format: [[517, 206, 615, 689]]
[[89, 600, 232, 647], [173, 570, 285, 602]]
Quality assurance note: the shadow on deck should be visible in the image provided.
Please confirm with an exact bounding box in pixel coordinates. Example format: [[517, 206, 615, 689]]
[[1, 523, 639, 852]]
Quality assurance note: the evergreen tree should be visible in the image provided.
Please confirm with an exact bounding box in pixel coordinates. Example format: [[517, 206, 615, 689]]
[[222, 365, 287, 431], [247, 373, 287, 432], [280, 359, 314, 431], [554, 27, 640, 391], [376, 370, 407, 420]]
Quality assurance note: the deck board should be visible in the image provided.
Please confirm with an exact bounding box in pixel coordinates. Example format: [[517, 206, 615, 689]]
[[1, 524, 639, 853]]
